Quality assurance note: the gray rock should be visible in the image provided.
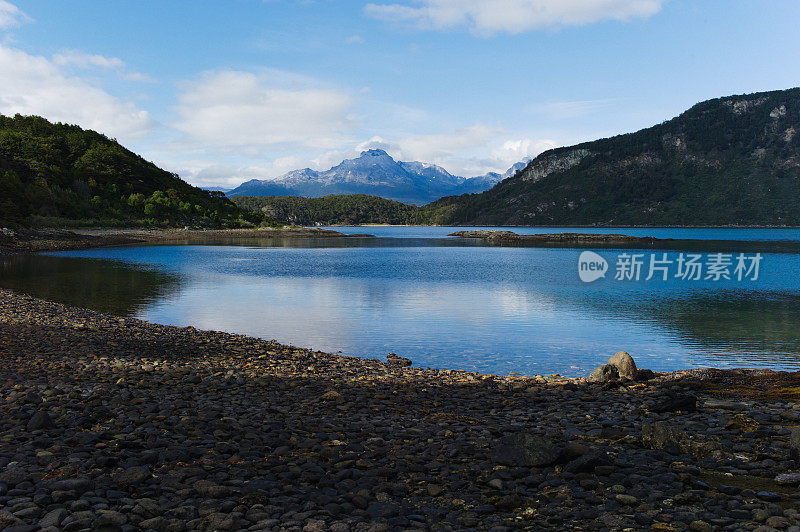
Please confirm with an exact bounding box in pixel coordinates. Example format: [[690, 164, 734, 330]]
[[193, 479, 230, 498], [641, 422, 688, 455], [95, 510, 127, 526], [366, 502, 400, 518], [588, 364, 619, 383], [492, 434, 562, 467], [790, 428, 800, 457], [386, 353, 412, 367], [49, 477, 93, 493], [564, 449, 608, 473], [138, 516, 168, 530], [607, 351, 637, 379], [39, 508, 68, 528], [0, 469, 29, 488], [650, 392, 697, 413], [112, 466, 151, 485], [198, 512, 240, 531], [27, 410, 56, 430], [642, 422, 719, 457], [2, 526, 39, 532], [776, 473, 800, 485]]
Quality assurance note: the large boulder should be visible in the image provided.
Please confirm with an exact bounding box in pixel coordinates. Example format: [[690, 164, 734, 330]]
[[607, 351, 637, 379], [588, 364, 619, 383]]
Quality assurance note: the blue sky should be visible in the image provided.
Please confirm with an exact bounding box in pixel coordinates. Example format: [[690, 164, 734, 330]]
[[1, 0, 799, 187]]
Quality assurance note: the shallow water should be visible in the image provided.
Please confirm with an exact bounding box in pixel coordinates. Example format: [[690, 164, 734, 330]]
[[2, 226, 800, 377]]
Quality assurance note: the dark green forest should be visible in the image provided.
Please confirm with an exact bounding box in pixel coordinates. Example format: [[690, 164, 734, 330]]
[[0, 114, 261, 227], [232, 194, 422, 226]]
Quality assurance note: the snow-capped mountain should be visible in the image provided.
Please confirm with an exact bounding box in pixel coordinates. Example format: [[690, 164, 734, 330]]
[[226, 149, 527, 205]]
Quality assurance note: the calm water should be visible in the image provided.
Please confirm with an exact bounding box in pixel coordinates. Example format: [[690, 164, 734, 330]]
[[2, 226, 800, 377]]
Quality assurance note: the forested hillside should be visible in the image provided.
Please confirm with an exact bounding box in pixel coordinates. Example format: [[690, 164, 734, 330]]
[[428, 88, 800, 225], [0, 115, 260, 227], [232, 195, 421, 226]]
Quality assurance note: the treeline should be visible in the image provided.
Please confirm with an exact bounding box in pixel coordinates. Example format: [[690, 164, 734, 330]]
[[233, 194, 426, 226], [0, 114, 262, 227]]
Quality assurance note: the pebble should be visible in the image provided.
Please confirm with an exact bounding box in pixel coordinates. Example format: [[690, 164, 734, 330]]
[[0, 288, 798, 530]]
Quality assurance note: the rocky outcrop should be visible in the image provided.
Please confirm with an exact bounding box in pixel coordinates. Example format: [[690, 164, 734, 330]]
[[519, 149, 590, 183], [448, 230, 661, 245]]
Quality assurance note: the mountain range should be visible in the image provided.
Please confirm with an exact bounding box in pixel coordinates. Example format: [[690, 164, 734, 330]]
[[5, 87, 800, 229], [226, 149, 527, 204]]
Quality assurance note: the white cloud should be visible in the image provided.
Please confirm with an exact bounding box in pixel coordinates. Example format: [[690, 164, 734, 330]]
[[391, 124, 499, 162], [345, 35, 365, 44], [173, 70, 355, 151], [0, 45, 154, 140], [122, 71, 157, 83], [53, 50, 125, 69], [52, 49, 156, 83], [0, 1, 30, 29], [491, 138, 558, 164], [364, 0, 664, 36]]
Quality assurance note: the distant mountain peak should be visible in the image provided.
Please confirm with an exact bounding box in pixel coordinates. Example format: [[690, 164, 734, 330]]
[[360, 148, 392, 157], [227, 150, 526, 204]]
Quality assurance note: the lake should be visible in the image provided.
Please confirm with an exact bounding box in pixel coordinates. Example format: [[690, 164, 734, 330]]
[[2, 226, 800, 377]]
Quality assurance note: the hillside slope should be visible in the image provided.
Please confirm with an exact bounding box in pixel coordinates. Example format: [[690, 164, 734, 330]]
[[0, 114, 257, 227], [428, 88, 800, 226]]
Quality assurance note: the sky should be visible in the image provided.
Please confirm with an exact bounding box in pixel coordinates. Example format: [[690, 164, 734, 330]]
[[1, 1, 800, 188]]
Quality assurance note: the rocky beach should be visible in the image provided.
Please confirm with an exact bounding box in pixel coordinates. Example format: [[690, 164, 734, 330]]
[[2, 289, 800, 531]]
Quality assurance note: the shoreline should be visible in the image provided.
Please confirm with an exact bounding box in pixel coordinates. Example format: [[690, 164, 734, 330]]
[[2, 289, 800, 529], [324, 223, 800, 229], [4, 225, 800, 257], [0, 226, 373, 255]]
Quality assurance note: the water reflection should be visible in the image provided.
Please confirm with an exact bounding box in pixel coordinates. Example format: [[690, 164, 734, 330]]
[[0, 254, 183, 316], [3, 231, 800, 376]]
